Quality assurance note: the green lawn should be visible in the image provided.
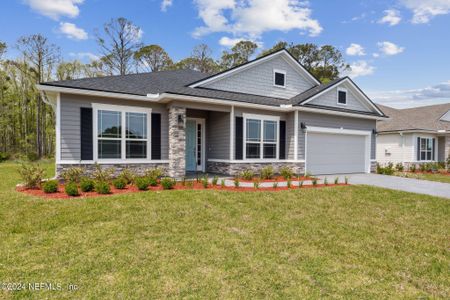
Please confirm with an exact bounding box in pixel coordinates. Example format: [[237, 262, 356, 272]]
[[0, 161, 449, 299], [394, 171, 450, 184]]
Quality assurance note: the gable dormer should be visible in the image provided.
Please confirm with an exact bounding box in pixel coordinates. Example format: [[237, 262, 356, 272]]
[[189, 49, 320, 99]]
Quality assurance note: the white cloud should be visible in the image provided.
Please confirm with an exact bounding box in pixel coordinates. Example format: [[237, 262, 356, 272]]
[[369, 80, 450, 108], [346, 43, 365, 56], [346, 61, 375, 78], [400, 0, 450, 24], [373, 53, 380, 58], [69, 52, 99, 61], [59, 22, 88, 40], [378, 41, 405, 56], [378, 9, 401, 26], [24, 0, 84, 20], [161, 0, 172, 11], [193, 0, 322, 39], [219, 36, 245, 47]]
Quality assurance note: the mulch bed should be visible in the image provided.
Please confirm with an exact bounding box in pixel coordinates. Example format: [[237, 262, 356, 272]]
[[16, 182, 349, 199]]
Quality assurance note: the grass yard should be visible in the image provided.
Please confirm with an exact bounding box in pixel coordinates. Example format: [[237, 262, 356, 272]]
[[0, 161, 449, 299], [394, 171, 450, 184]]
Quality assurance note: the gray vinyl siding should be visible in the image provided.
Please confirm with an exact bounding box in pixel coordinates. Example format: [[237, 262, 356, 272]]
[[203, 55, 315, 99], [60, 93, 169, 160], [286, 112, 295, 160], [298, 112, 376, 160], [307, 81, 373, 113], [206, 111, 230, 160]]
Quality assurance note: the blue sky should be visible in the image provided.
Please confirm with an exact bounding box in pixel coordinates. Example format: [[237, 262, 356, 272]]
[[1, 0, 450, 108]]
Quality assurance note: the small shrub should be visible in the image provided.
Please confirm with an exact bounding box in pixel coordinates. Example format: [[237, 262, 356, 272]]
[[409, 164, 417, 173], [113, 177, 127, 189], [312, 178, 318, 186], [65, 182, 79, 196], [18, 163, 45, 188], [446, 155, 450, 170], [95, 181, 111, 194], [220, 179, 225, 188], [395, 163, 404, 172], [92, 164, 113, 182], [186, 180, 194, 189], [324, 177, 328, 186], [26, 151, 39, 162], [334, 177, 339, 185], [135, 177, 150, 191], [201, 176, 209, 188], [287, 178, 292, 189], [196, 173, 200, 183], [42, 180, 58, 193], [241, 169, 254, 180], [260, 166, 274, 180], [345, 177, 349, 185], [148, 176, 158, 187], [420, 163, 427, 173], [298, 181, 303, 188], [145, 167, 164, 179], [273, 182, 278, 189], [161, 177, 176, 190], [212, 176, 219, 186], [280, 166, 294, 179], [376, 162, 394, 175], [0, 152, 10, 162], [253, 179, 260, 189], [181, 177, 186, 186], [61, 167, 84, 183], [234, 176, 240, 188], [80, 177, 95, 192], [119, 168, 136, 184]]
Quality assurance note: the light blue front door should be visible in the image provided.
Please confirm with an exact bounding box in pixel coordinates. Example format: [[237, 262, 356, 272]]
[[185, 119, 197, 171]]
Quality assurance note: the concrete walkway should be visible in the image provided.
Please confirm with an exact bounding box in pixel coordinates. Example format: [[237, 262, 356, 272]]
[[318, 173, 450, 199]]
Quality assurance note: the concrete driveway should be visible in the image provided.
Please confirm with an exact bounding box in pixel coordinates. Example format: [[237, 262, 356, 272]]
[[318, 173, 450, 199]]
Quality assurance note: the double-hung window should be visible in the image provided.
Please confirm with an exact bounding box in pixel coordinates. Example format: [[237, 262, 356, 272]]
[[95, 104, 151, 161], [244, 114, 279, 159], [418, 137, 434, 161]]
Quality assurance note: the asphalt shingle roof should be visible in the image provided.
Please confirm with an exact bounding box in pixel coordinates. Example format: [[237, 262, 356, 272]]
[[377, 103, 450, 132]]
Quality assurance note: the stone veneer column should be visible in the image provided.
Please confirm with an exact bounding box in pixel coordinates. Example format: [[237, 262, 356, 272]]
[[168, 106, 186, 178]]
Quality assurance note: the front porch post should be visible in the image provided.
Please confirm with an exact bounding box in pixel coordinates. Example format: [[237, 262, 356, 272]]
[[445, 136, 450, 162], [168, 106, 186, 178]]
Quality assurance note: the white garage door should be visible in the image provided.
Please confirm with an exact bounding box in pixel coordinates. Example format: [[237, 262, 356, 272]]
[[306, 132, 367, 175]]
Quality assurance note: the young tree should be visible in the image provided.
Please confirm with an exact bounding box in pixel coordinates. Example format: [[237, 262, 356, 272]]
[[95, 17, 142, 75], [134, 44, 173, 72], [57, 60, 86, 80], [0, 41, 6, 60], [219, 41, 258, 70], [16, 34, 60, 157], [190, 44, 219, 73]]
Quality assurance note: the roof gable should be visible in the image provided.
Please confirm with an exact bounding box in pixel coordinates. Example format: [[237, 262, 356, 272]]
[[189, 49, 320, 99]]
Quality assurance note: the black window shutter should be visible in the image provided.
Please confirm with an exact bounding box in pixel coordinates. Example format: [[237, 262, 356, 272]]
[[235, 117, 243, 160], [151, 113, 161, 160], [80, 107, 93, 160], [432, 138, 436, 160], [417, 137, 421, 161], [279, 120, 286, 159]]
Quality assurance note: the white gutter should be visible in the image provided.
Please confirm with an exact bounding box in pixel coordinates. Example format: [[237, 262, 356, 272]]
[[37, 84, 386, 120]]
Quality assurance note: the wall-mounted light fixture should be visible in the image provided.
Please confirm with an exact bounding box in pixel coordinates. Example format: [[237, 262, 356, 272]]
[[177, 114, 184, 128], [372, 129, 377, 135], [300, 122, 307, 130]]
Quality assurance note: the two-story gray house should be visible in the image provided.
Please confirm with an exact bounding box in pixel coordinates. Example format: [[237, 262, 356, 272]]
[[37, 49, 386, 177]]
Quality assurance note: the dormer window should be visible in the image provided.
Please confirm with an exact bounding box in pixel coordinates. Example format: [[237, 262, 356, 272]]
[[337, 88, 347, 105], [274, 70, 286, 88]]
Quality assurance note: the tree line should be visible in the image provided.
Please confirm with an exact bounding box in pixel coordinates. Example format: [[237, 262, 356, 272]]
[[0, 17, 349, 160]]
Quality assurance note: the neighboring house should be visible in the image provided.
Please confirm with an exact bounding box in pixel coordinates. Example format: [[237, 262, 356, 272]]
[[376, 103, 450, 167], [37, 49, 386, 177]]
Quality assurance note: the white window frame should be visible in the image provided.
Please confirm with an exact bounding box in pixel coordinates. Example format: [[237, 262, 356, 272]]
[[418, 137, 434, 161], [243, 113, 280, 160], [93, 103, 152, 163], [273, 69, 286, 88], [337, 88, 348, 105]]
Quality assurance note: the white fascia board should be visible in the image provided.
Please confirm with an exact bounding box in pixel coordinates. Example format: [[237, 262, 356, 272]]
[[189, 50, 320, 88], [307, 126, 372, 136]]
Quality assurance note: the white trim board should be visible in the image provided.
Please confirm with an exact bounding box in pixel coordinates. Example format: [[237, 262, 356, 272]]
[[57, 160, 170, 165], [208, 159, 305, 163]]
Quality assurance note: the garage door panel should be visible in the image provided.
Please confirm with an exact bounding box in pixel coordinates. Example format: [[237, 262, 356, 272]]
[[306, 132, 366, 175]]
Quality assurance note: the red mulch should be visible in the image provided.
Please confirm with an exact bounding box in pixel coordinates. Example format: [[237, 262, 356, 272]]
[[16, 182, 348, 199], [239, 176, 315, 183]]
